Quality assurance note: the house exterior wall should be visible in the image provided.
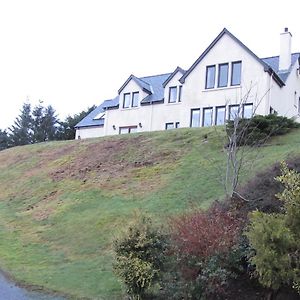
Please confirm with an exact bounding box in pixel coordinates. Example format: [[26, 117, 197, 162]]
[[75, 126, 105, 139], [76, 30, 300, 139]]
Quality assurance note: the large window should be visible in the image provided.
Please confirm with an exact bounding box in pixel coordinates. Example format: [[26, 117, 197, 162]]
[[190, 109, 201, 127], [203, 107, 213, 127], [243, 103, 253, 118], [132, 92, 139, 107], [169, 87, 177, 103], [215, 106, 226, 125], [218, 63, 229, 88], [229, 105, 240, 120], [119, 126, 138, 134], [123, 93, 131, 108], [205, 65, 216, 89], [231, 61, 242, 86]]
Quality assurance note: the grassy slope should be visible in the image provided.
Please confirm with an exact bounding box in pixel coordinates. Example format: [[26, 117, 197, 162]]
[[0, 127, 299, 299]]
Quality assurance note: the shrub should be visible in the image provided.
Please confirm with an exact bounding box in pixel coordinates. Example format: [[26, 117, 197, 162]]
[[226, 114, 299, 146], [246, 162, 300, 293], [113, 214, 167, 299], [168, 203, 243, 298]]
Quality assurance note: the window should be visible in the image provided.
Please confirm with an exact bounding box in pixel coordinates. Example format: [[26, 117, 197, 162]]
[[190, 109, 201, 127], [175, 122, 180, 128], [298, 97, 300, 114], [165, 123, 175, 130], [169, 87, 177, 103], [119, 126, 138, 134], [243, 103, 253, 118], [231, 61, 242, 86], [203, 107, 213, 127], [178, 86, 182, 102], [123, 93, 130, 108], [215, 106, 226, 125], [205, 65, 216, 89], [218, 63, 229, 87], [270, 106, 278, 115], [132, 92, 139, 107], [229, 105, 240, 120]]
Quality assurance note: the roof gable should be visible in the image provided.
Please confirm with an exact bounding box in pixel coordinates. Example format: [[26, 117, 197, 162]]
[[162, 66, 185, 88], [180, 28, 285, 87], [118, 74, 152, 94]]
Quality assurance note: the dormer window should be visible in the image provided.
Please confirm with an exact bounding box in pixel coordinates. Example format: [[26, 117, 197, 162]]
[[123, 92, 139, 108], [132, 92, 139, 107], [123, 93, 131, 108], [168, 86, 182, 103]]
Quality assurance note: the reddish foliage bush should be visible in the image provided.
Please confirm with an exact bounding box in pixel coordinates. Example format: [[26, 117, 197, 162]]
[[171, 203, 241, 261]]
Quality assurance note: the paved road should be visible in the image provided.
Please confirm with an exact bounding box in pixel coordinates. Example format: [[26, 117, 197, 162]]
[[0, 273, 65, 300]]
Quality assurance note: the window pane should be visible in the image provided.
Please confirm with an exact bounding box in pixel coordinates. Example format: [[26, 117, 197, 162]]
[[191, 109, 200, 127], [203, 108, 213, 127], [229, 105, 240, 120], [175, 122, 180, 128], [205, 66, 215, 89], [165, 123, 174, 130], [243, 104, 253, 118], [218, 64, 228, 87], [169, 87, 177, 103], [132, 92, 139, 107], [231, 62, 241, 86], [215, 106, 226, 125], [119, 127, 129, 134], [129, 127, 137, 133], [123, 93, 130, 108], [178, 86, 182, 102]]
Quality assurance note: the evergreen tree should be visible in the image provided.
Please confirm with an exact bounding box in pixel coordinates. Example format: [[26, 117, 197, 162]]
[[32, 100, 45, 143], [9, 103, 33, 146], [0, 129, 10, 151], [42, 105, 58, 141]]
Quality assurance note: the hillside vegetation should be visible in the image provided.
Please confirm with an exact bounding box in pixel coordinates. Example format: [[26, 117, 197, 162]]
[[0, 127, 299, 299]]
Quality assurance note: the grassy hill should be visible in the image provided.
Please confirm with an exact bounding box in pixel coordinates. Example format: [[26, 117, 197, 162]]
[[0, 127, 299, 299]]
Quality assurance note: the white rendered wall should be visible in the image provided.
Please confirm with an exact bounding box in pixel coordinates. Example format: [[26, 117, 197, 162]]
[[75, 126, 105, 139]]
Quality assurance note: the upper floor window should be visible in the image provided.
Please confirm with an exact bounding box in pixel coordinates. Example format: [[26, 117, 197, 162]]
[[123, 93, 131, 108], [231, 61, 242, 86], [132, 92, 139, 107], [205, 65, 216, 89], [190, 109, 201, 127], [218, 63, 229, 87], [168, 86, 182, 103], [123, 92, 139, 108]]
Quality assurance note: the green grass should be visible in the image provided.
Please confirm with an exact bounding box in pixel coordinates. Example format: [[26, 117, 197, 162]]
[[0, 127, 299, 299]]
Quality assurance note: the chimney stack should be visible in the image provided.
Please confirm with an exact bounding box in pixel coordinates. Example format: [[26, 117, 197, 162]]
[[279, 27, 292, 71]]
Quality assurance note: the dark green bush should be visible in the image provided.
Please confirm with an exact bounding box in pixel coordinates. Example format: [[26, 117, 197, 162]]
[[113, 214, 168, 299], [226, 114, 299, 146]]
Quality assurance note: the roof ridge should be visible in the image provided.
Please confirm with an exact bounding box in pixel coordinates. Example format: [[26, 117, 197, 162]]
[[139, 72, 172, 79]]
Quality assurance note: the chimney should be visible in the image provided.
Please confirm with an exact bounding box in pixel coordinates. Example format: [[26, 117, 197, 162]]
[[279, 27, 292, 71]]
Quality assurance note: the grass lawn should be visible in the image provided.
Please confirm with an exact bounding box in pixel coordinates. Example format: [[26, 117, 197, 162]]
[[0, 127, 299, 299]]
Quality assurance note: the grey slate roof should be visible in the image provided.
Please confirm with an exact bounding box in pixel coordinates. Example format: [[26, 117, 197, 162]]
[[118, 74, 152, 94], [261, 53, 300, 83]]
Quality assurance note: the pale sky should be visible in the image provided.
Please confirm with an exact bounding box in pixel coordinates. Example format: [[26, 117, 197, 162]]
[[0, 0, 299, 129]]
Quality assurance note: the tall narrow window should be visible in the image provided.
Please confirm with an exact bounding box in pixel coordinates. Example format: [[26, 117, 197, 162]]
[[231, 61, 242, 86], [229, 105, 240, 120], [178, 86, 182, 102], [215, 106, 226, 125], [203, 107, 213, 127], [132, 92, 139, 107], [218, 63, 229, 87], [205, 65, 216, 89], [123, 93, 130, 108], [243, 103, 253, 118], [169, 87, 177, 103], [191, 109, 201, 127]]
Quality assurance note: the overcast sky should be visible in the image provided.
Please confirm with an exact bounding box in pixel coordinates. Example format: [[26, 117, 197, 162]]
[[0, 0, 299, 129]]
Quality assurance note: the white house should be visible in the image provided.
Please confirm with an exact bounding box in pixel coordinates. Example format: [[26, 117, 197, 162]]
[[75, 28, 300, 139]]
